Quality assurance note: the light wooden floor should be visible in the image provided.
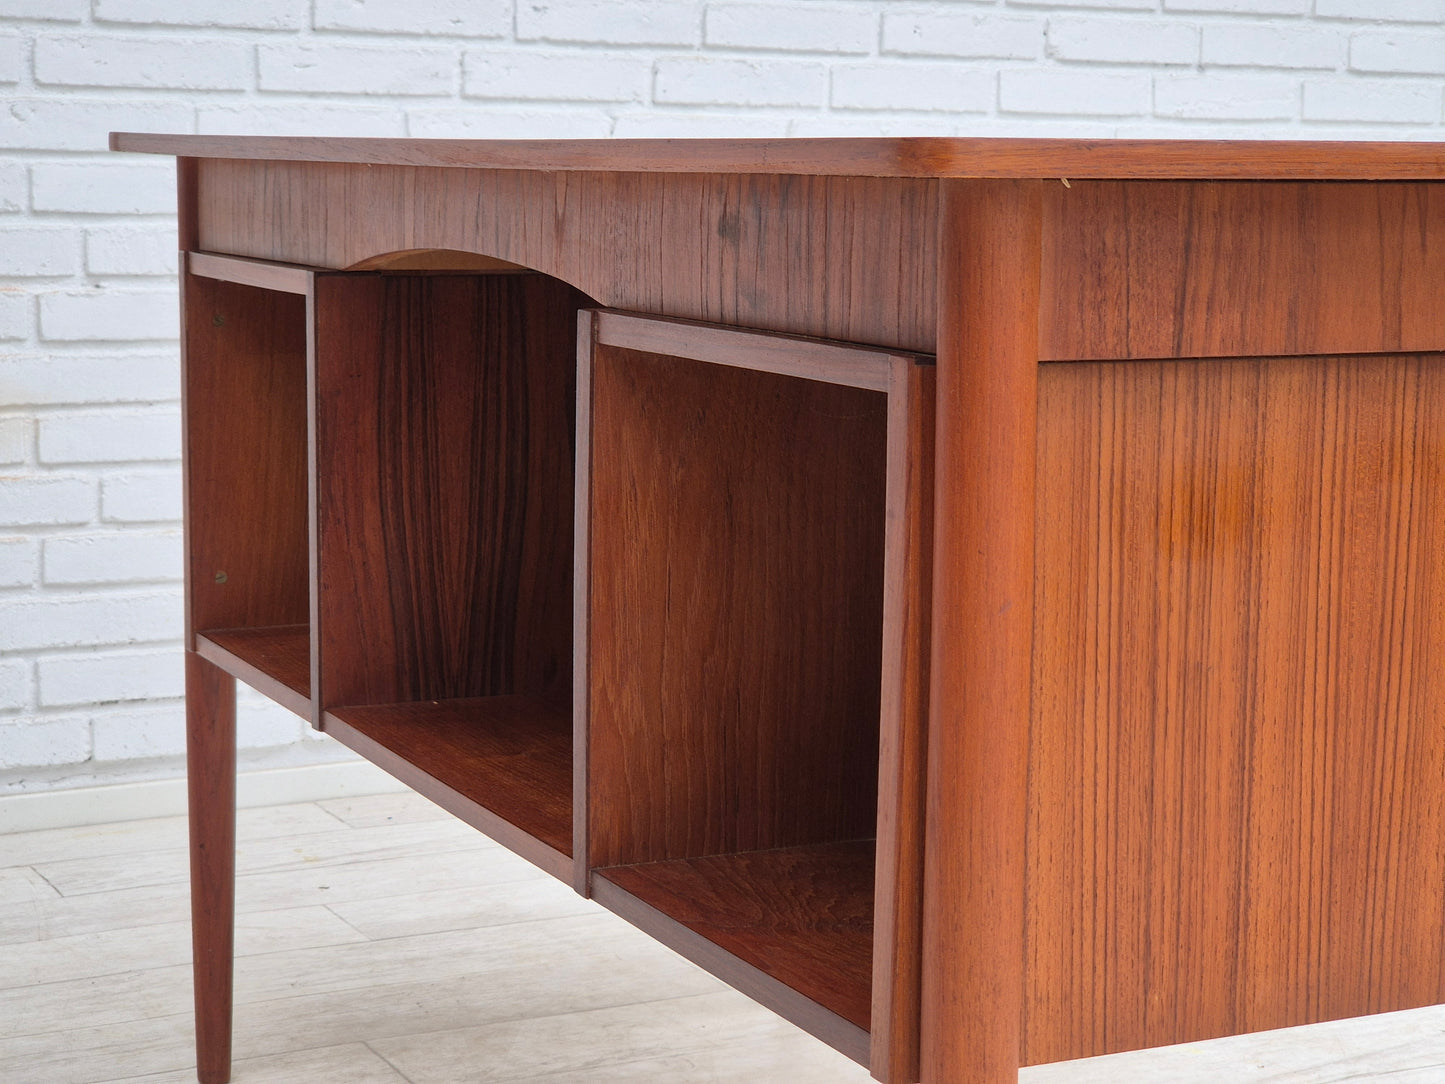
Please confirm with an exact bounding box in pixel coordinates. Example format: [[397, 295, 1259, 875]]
[[2, 790, 1442, 1083]]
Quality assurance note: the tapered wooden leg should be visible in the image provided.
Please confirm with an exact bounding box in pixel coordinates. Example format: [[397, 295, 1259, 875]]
[[186, 651, 237, 1084]]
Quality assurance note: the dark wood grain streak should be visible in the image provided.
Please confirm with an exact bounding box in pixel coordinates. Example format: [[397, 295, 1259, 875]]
[[182, 265, 310, 641], [1026, 354, 1445, 1065], [585, 344, 887, 868], [194, 160, 938, 353], [185, 651, 236, 1084], [1040, 181, 1445, 362], [594, 842, 875, 1066], [325, 696, 572, 879], [921, 179, 1042, 1084], [195, 626, 310, 719], [313, 273, 585, 710], [870, 357, 935, 1084], [116, 132, 1445, 180]]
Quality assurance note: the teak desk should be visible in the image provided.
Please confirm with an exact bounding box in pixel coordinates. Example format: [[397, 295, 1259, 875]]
[[110, 133, 1445, 1084]]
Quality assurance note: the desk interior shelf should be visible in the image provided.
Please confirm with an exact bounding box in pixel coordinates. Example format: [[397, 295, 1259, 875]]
[[594, 841, 876, 1060], [326, 695, 573, 880], [194, 625, 310, 717]]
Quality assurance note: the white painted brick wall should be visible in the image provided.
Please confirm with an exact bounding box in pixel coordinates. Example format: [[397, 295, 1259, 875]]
[[38, 407, 179, 465], [259, 43, 459, 96], [98, 469, 181, 523], [315, 0, 510, 38], [0, 417, 30, 464], [42, 529, 181, 585], [36, 647, 182, 708], [0, 658, 29, 712], [705, 4, 876, 55], [0, 228, 80, 277], [35, 34, 251, 90], [0, 538, 39, 588], [882, 13, 1043, 61], [0, 0, 1441, 797], [518, 0, 698, 47]]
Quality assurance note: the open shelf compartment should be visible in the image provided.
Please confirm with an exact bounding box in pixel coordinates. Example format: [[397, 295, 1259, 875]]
[[310, 269, 590, 876], [577, 310, 934, 1082], [183, 254, 312, 718]]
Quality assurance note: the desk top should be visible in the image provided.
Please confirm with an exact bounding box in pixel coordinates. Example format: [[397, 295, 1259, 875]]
[[111, 132, 1445, 181]]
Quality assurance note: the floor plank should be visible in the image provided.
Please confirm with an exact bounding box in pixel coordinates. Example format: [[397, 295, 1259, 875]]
[[326, 876, 595, 939], [109, 1042, 410, 1084], [0, 906, 363, 989], [0, 864, 58, 905], [317, 791, 454, 829], [1019, 1004, 1445, 1084], [0, 803, 342, 872], [3, 790, 1443, 1083], [371, 991, 872, 1083], [33, 817, 486, 897], [0, 843, 545, 947]]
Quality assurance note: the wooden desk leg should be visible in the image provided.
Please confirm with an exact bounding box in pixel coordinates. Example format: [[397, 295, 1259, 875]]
[[186, 651, 237, 1084], [921, 179, 1041, 1084]]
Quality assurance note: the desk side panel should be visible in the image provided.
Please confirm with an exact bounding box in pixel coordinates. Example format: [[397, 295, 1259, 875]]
[[194, 158, 937, 354], [1026, 353, 1445, 1064]]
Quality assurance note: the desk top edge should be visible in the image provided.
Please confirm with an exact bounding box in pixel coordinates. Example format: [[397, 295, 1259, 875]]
[[111, 132, 1445, 180]]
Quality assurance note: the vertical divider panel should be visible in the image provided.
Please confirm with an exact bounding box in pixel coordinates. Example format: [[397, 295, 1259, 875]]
[[572, 308, 598, 895]]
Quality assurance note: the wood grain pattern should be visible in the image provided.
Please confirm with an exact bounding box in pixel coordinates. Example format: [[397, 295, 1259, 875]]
[[921, 179, 1042, 1084], [584, 343, 887, 869], [325, 696, 573, 880], [193, 160, 938, 353], [1026, 353, 1445, 1065], [870, 357, 935, 1084], [185, 650, 236, 1084], [593, 842, 875, 1065], [115, 132, 1445, 180], [182, 264, 310, 642], [1040, 181, 1445, 361], [195, 625, 310, 719], [312, 272, 586, 710]]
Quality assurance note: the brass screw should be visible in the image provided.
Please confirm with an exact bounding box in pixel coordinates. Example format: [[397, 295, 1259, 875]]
[[214, 571, 228, 584], [213, 313, 225, 326]]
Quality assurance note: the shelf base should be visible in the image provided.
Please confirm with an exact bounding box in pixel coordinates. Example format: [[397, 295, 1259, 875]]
[[325, 695, 573, 881], [593, 840, 875, 1068], [195, 625, 310, 718]]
